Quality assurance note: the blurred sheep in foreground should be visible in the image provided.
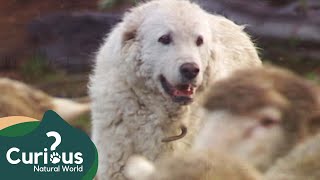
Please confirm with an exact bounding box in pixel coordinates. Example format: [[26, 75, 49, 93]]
[[195, 65, 320, 172], [124, 65, 320, 180], [125, 150, 262, 180], [0, 78, 90, 121]]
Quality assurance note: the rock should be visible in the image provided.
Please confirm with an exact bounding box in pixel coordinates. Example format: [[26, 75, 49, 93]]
[[28, 12, 121, 72], [197, 0, 320, 42]]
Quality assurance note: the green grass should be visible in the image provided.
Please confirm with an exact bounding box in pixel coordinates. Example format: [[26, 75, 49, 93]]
[[305, 72, 320, 84], [72, 114, 91, 135], [98, 0, 138, 9], [18, 55, 91, 133], [19, 54, 66, 83]]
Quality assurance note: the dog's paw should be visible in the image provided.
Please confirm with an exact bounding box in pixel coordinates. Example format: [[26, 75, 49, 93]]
[[50, 152, 61, 164]]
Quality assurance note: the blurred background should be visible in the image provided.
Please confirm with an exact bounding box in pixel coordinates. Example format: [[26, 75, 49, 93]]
[[0, 0, 319, 131]]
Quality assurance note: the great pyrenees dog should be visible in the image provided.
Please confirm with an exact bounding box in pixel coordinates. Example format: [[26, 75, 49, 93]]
[[89, 0, 261, 179]]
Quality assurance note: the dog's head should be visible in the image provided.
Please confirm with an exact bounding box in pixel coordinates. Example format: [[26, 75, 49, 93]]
[[120, 0, 212, 105]]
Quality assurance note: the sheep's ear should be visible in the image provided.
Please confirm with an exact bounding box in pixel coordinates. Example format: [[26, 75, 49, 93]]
[[309, 92, 320, 135], [309, 112, 320, 135], [125, 155, 155, 180]]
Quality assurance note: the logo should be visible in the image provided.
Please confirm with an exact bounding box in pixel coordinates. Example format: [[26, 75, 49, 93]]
[[6, 131, 84, 171], [0, 111, 98, 180]]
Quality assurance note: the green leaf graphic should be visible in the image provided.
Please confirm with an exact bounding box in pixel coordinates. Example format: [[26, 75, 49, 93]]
[[0, 110, 98, 180]]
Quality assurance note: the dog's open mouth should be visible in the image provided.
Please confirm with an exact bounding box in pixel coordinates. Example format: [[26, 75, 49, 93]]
[[160, 75, 196, 105]]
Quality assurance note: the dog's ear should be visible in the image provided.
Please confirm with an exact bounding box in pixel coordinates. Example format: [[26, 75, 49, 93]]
[[207, 15, 261, 74], [122, 21, 138, 44], [123, 28, 136, 43], [121, 9, 144, 46]]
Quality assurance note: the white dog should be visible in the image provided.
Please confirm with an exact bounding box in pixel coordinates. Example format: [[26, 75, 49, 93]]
[[89, 0, 261, 179]]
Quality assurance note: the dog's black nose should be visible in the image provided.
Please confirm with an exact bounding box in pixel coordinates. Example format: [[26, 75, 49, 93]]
[[180, 63, 200, 80]]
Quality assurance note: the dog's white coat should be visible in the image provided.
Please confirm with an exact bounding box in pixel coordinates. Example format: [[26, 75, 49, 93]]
[[89, 0, 261, 179]]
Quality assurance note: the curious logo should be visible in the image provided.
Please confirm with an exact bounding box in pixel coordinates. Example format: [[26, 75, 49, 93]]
[[0, 111, 98, 180]]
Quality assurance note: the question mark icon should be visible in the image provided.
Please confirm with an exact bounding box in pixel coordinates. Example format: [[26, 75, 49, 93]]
[[46, 131, 61, 151]]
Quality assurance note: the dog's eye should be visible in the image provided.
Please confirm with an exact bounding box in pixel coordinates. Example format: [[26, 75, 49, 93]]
[[196, 36, 204, 46], [158, 34, 172, 45]]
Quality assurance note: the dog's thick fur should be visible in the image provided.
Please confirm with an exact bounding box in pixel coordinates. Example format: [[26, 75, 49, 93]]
[[89, 0, 261, 179]]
